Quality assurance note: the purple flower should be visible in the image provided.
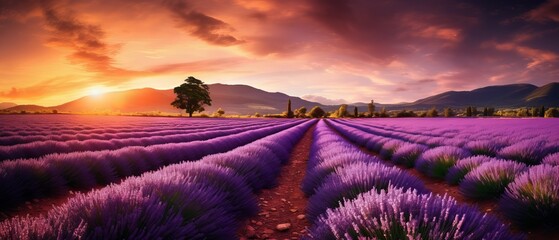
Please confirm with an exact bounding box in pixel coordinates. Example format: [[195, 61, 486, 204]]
[[307, 162, 427, 221], [415, 146, 471, 179], [306, 186, 522, 240], [464, 140, 505, 157], [459, 160, 527, 199], [446, 156, 495, 185], [499, 165, 559, 228], [542, 152, 559, 166], [391, 143, 429, 168], [498, 140, 552, 165], [379, 139, 405, 160]]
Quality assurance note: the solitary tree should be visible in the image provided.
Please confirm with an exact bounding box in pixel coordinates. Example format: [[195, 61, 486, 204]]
[[354, 106, 358, 118], [171, 76, 212, 117], [466, 107, 472, 117], [287, 99, 294, 118], [540, 106, 546, 117], [308, 106, 326, 118], [368, 100, 375, 117]]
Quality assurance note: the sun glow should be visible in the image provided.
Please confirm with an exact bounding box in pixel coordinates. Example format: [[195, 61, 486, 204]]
[[87, 86, 108, 96]]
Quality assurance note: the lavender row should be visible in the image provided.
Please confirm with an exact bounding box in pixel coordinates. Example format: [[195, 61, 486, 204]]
[[0, 120, 315, 239], [329, 119, 559, 229], [329, 120, 528, 200], [0, 120, 305, 210], [337, 119, 559, 164], [0, 115, 257, 137], [303, 120, 519, 239], [0, 121, 276, 160], [0, 120, 270, 146]]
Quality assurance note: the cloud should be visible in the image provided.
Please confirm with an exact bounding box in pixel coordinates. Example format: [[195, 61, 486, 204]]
[[165, 0, 243, 46], [526, 0, 559, 22], [148, 57, 247, 73], [302, 95, 347, 105], [41, 6, 143, 78]]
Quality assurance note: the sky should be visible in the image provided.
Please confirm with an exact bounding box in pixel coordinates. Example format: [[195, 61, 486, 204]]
[[1, 0, 558, 106]]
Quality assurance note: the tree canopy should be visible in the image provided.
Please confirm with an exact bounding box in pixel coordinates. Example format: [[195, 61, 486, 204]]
[[171, 76, 212, 117]]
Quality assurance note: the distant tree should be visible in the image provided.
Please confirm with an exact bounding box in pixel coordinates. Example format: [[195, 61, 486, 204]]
[[443, 108, 454, 117], [308, 106, 326, 118], [396, 109, 417, 118], [215, 108, 225, 117], [294, 106, 307, 118], [483, 107, 488, 117], [368, 100, 375, 117], [378, 107, 388, 118], [253, 112, 261, 118], [287, 99, 294, 118], [354, 106, 358, 118], [466, 107, 472, 117], [545, 108, 559, 118], [517, 108, 529, 117], [52, 109, 58, 114], [487, 107, 495, 116], [472, 107, 478, 116], [426, 108, 439, 117], [539, 106, 546, 117], [531, 107, 539, 117], [171, 76, 212, 117], [337, 104, 349, 118]]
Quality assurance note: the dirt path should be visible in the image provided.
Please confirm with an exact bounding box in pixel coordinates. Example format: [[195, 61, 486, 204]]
[[238, 125, 315, 240]]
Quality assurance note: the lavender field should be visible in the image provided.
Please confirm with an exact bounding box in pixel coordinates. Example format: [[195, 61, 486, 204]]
[[0, 115, 558, 239]]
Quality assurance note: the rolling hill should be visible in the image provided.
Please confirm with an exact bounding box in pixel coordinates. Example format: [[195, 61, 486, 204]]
[[0, 102, 17, 110], [3, 82, 558, 114], [401, 83, 559, 109]]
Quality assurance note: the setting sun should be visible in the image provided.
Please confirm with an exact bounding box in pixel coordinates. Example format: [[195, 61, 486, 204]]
[[87, 86, 107, 96]]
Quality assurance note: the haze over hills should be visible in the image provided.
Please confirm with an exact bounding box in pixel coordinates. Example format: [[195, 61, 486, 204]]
[[0, 102, 17, 110], [3, 83, 559, 115]]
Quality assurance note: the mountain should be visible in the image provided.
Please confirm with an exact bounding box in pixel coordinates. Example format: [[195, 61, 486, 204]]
[[403, 83, 558, 109], [3, 82, 558, 114], [6, 84, 329, 115], [0, 102, 17, 110]]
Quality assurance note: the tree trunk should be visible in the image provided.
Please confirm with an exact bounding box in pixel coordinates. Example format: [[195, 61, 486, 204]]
[[188, 111, 193, 117]]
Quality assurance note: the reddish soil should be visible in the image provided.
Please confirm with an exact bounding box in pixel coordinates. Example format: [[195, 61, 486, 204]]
[[238, 124, 315, 240]]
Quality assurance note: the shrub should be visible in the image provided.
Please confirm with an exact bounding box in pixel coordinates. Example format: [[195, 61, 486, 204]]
[[500, 165, 559, 228], [378, 139, 405, 160], [446, 156, 493, 185], [391, 143, 429, 168], [301, 152, 379, 196], [307, 187, 522, 240], [307, 162, 427, 221], [497, 140, 551, 165], [459, 160, 527, 199], [415, 146, 471, 179], [464, 140, 504, 157]]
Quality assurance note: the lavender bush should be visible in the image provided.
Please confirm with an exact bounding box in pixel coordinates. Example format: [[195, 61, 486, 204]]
[[446, 156, 495, 185], [306, 187, 522, 240], [391, 143, 429, 168], [415, 146, 471, 179], [499, 165, 559, 228], [542, 152, 559, 166], [459, 160, 527, 199], [307, 162, 427, 221]]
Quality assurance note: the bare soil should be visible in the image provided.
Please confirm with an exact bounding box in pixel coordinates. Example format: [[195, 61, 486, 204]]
[[238, 124, 315, 240]]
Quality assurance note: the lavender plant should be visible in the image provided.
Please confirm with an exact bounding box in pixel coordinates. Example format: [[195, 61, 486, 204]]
[[459, 160, 527, 199]]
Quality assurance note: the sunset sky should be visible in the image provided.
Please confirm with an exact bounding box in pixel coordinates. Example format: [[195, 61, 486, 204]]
[[1, 0, 558, 106]]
